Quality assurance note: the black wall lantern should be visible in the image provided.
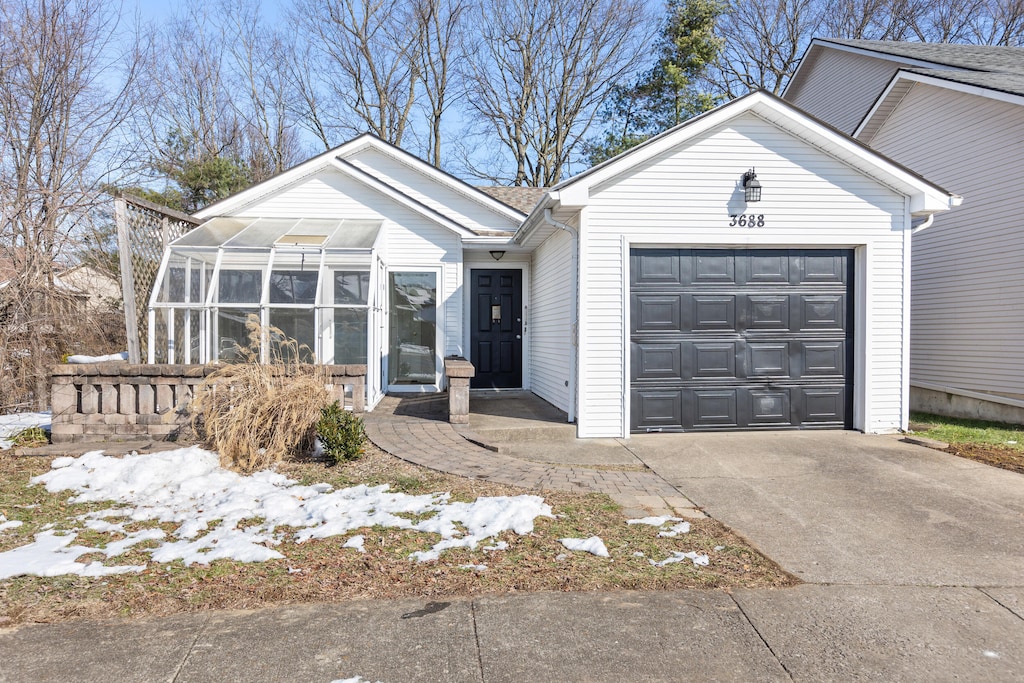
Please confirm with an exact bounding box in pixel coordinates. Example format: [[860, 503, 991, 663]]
[[742, 168, 762, 203]]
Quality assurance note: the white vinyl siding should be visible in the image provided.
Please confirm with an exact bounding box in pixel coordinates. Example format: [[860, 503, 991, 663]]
[[577, 112, 907, 437], [227, 168, 464, 359], [786, 50, 910, 135], [529, 229, 574, 412], [869, 84, 1024, 398], [347, 148, 521, 235]]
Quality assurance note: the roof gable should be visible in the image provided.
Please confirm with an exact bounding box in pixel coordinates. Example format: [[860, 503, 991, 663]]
[[516, 90, 958, 246], [193, 134, 523, 235]]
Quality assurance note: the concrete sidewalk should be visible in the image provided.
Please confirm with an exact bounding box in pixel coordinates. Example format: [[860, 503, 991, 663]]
[[3, 587, 1023, 682]]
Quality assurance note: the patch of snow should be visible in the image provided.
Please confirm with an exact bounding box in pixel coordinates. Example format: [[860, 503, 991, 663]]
[[657, 522, 691, 538], [0, 447, 553, 578], [1006, 441, 1017, 445], [555, 553, 568, 561], [343, 535, 366, 553], [483, 541, 508, 552], [632, 551, 645, 558], [0, 411, 52, 450], [0, 530, 147, 579], [559, 536, 609, 558], [331, 677, 383, 683], [649, 551, 710, 568], [983, 651, 1000, 659], [626, 515, 682, 526], [0, 515, 24, 532], [66, 352, 128, 364], [714, 545, 725, 551], [459, 564, 487, 571]]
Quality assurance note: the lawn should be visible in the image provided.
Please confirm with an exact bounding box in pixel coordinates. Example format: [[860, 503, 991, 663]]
[[909, 412, 1024, 474], [0, 443, 794, 625]]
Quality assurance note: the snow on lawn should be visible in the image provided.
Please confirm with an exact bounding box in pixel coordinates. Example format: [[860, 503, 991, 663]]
[[0, 447, 553, 580], [66, 352, 128, 363], [0, 411, 51, 450], [559, 536, 610, 558]]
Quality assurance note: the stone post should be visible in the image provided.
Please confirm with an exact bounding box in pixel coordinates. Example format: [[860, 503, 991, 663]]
[[443, 357, 475, 424]]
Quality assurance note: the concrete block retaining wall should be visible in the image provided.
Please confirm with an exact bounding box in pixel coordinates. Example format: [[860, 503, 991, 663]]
[[50, 363, 367, 444]]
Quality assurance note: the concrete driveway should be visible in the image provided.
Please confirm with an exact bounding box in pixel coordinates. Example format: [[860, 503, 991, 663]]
[[623, 430, 1024, 586]]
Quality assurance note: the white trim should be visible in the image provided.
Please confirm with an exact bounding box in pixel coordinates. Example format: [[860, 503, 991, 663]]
[[461, 259, 531, 392], [856, 243, 871, 432], [575, 207, 589, 438], [901, 198, 912, 432], [620, 233, 631, 439], [855, 69, 1024, 140], [911, 382, 1024, 410]]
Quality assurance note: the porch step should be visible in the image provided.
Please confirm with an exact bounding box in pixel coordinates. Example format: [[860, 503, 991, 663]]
[[457, 422, 578, 451]]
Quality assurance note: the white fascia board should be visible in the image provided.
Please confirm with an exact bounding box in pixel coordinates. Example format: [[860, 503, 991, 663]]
[[512, 190, 561, 246], [328, 158, 478, 238], [856, 69, 1024, 142]]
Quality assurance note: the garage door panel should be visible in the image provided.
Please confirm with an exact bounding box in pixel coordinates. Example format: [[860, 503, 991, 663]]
[[692, 389, 739, 427], [693, 250, 736, 284], [630, 248, 853, 432], [746, 251, 791, 284], [800, 341, 845, 377], [747, 342, 791, 377], [745, 294, 790, 330], [748, 389, 794, 426], [691, 341, 738, 378], [799, 387, 846, 424], [632, 293, 683, 333], [800, 252, 848, 284], [632, 249, 682, 286], [800, 294, 845, 331], [631, 389, 683, 430], [632, 342, 683, 381], [691, 294, 736, 331]]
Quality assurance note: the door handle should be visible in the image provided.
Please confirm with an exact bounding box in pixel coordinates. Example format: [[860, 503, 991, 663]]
[[516, 334, 521, 339]]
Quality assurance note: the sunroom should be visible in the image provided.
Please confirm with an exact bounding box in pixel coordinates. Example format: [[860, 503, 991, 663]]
[[149, 217, 402, 398]]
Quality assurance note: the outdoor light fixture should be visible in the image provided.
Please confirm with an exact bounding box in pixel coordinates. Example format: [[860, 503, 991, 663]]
[[490, 250, 506, 261], [742, 168, 762, 202]]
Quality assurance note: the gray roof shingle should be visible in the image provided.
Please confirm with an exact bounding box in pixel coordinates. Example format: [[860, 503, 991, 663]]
[[820, 39, 1024, 75]]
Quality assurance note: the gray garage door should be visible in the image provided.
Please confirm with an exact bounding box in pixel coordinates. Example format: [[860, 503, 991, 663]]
[[630, 248, 854, 432]]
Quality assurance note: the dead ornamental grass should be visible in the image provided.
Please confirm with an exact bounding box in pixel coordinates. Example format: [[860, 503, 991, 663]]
[[190, 316, 330, 472]]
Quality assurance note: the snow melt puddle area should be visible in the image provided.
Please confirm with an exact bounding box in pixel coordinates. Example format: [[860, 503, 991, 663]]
[[0, 447, 553, 580], [0, 411, 52, 450]]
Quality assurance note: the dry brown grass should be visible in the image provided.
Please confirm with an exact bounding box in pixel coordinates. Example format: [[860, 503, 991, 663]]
[[0, 444, 797, 625], [190, 316, 329, 472]]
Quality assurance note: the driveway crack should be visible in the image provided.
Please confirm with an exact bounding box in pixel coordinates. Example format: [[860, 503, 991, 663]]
[[470, 599, 485, 683], [978, 588, 1024, 623], [729, 593, 794, 681], [170, 612, 212, 683]]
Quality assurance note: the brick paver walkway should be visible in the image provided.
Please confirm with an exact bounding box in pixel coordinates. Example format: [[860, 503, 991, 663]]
[[364, 395, 684, 500]]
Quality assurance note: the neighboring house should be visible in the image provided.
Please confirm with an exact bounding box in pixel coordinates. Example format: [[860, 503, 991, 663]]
[[784, 38, 1024, 423], [149, 91, 956, 437], [0, 256, 121, 314]]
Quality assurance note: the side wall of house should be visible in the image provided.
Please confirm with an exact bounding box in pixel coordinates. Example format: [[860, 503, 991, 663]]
[[577, 112, 908, 438], [869, 84, 1024, 400], [232, 169, 464, 360], [529, 229, 574, 413], [785, 49, 909, 135]]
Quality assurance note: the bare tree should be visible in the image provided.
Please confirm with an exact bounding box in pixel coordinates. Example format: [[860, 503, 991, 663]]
[[293, 0, 423, 146], [415, 0, 468, 168], [463, 0, 652, 186], [712, 0, 823, 97], [0, 0, 138, 409]]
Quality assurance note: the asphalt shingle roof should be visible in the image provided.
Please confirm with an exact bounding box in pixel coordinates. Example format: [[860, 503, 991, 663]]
[[821, 39, 1024, 75], [477, 186, 548, 214]]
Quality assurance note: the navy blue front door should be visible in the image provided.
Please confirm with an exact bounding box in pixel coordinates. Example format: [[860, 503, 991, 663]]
[[471, 269, 523, 388]]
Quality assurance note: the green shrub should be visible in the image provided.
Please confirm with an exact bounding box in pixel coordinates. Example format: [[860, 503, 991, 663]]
[[317, 401, 366, 465]]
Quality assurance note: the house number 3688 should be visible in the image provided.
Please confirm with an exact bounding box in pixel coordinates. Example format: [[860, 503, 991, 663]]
[[729, 214, 765, 227]]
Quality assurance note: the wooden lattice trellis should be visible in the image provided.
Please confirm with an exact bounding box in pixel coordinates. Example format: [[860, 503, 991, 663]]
[[114, 194, 200, 363]]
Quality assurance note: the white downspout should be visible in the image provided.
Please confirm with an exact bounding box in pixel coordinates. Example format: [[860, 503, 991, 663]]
[[910, 213, 934, 234], [543, 208, 578, 424]]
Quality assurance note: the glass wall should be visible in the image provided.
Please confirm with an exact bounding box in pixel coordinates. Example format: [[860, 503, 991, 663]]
[[388, 272, 437, 385]]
